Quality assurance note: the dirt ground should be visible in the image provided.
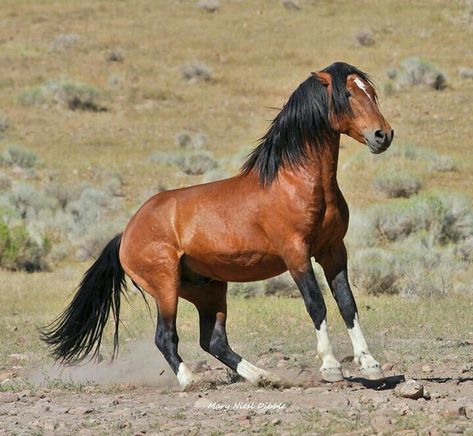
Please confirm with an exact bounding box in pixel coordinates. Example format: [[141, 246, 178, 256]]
[[1, 353, 473, 435]]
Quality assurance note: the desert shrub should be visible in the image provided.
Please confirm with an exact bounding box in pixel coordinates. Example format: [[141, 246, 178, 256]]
[[386, 68, 397, 80], [202, 168, 230, 183], [0, 114, 8, 136], [282, 0, 301, 10], [373, 169, 422, 198], [175, 151, 218, 175], [0, 172, 12, 191], [44, 182, 85, 209], [175, 131, 207, 150], [75, 221, 123, 262], [66, 187, 119, 234], [358, 192, 473, 245], [348, 191, 473, 296], [106, 48, 124, 62], [7, 184, 58, 220], [349, 243, 453, 297], [107, 74, 125, 89], [229, 281, 265, 298], [458, 67, 473, 79], [429, 154, 456, 172], [455, 236, 473, 262], [382, 81, 395, 96], [18, 78, 106, 112], [51, 33, 80, 51], [0, 144, 38, 168], [105, 175, 124, 197], [147, 151, 181, 166], [196, 0, 220, 12], [397, 57, 447, 90], [0, 214, 49, 271], [265, 272, 299, 297], [350, 248, 401, 295], [180, 61, 213, 82], [354, 29, 375, 47]]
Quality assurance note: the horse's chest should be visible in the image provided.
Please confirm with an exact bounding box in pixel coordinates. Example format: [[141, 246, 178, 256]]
[[310, 201, 349, 253]]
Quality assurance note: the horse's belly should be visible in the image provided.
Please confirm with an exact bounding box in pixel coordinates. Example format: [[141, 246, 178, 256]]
[[182, 252, 287, 283]]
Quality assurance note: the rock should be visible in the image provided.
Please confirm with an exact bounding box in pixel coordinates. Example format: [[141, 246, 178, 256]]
[[0, 392, 18, 403], [422, 364, 433, 373], [395, 379, 424, 400]]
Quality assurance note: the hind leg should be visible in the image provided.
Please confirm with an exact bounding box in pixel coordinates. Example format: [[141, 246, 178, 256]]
[[122, 245, 199, 390], [180, 281, 281, 387]]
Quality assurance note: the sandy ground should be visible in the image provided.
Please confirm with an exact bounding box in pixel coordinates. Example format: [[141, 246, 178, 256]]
[[1, 352, 473, 435]]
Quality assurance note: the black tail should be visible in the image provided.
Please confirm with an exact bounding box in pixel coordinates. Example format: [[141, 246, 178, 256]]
[[40, 234, 127, 364]]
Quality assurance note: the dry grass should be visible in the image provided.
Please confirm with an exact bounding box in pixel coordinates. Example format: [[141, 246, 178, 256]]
[[0, 0, 471, 209]]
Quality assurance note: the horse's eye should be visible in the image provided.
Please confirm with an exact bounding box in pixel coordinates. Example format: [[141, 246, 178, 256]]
[[345, 90, 352, 98]]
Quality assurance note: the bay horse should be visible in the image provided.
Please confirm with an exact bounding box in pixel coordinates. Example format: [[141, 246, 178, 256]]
[[41, 62, 394, 389]]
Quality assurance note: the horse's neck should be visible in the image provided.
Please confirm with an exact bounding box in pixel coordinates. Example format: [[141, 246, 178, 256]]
[[280, 136, 342, 201]]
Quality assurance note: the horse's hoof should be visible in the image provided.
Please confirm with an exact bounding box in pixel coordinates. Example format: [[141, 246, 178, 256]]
[[360, 366, 385, 381], [320, 367, 344, 383]]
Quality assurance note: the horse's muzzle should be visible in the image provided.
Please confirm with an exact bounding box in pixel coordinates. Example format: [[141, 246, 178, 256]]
[[364, 129, 394, 154]]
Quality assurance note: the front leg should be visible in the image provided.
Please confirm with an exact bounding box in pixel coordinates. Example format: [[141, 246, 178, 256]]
[[288, 259, 343, 382], [321, 244, 384, 381]]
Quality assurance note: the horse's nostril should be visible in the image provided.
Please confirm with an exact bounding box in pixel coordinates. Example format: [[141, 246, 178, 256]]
[[374, 130, 385, 141]]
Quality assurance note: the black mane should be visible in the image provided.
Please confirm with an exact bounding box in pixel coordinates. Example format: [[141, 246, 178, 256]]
[[241, 62, 374, 186]]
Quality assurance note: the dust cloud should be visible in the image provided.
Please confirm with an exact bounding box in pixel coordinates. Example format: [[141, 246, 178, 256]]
[[26, 340, 179, 389]]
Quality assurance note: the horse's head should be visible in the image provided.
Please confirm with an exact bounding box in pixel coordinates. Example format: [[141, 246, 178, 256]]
[[313, 63, 394, 154]]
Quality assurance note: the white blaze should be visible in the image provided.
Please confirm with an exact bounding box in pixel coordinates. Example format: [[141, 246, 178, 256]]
[[354, 77, 373, 102]]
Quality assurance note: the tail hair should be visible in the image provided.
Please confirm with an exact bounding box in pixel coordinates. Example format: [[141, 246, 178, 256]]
[[40, 234, 127, 364]]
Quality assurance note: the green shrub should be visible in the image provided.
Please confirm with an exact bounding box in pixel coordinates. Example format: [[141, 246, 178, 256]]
[[0, 215, 49, 271]]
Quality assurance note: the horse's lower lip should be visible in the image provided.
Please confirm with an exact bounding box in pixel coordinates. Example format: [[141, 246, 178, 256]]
[[366, 141, 389, 154]]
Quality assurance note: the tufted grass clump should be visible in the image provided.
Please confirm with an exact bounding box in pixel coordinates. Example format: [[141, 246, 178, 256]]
[[0, 144, 38, 168], [18, 78, 106, 112], [373, 169, 422, 198]]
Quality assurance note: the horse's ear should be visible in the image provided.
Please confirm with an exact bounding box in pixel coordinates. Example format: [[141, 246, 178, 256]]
[[312, 71, 331, 87]]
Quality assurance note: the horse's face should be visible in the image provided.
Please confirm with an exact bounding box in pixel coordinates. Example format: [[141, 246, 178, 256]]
[[317, 72, 394, 154]]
